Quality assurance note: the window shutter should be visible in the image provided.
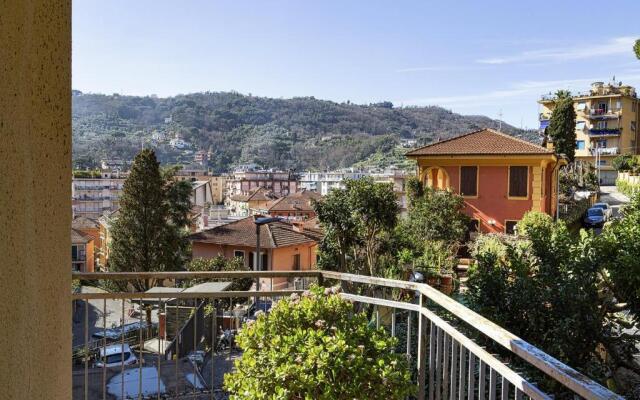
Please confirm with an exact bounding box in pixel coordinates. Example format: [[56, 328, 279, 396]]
[[460, 166, 478, 196], [509, 166, 528, 197]]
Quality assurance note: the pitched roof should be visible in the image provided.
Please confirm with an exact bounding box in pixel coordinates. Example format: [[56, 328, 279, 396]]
[[71, 228, 93, 244], [72, 216, 99, 229], [266, 189, 322, 212], [229, 187, 280, 203], [405, 129, 552, 157], [189, 215, 322, 248]]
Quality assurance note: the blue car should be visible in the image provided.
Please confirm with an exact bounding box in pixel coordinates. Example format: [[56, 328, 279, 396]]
[[583, 207, 605, 228]]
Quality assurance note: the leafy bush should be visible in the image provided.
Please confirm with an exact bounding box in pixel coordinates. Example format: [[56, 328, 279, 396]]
[[612, 154, 637, 172], [224, 285, 415, 399], [616, 179, 640, 198]]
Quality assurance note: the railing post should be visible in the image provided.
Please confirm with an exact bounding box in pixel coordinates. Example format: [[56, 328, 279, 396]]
[[417, 293, 428, 400]]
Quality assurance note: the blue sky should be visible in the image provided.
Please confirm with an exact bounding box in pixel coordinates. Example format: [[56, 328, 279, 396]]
[[73, 0, 640, 129]]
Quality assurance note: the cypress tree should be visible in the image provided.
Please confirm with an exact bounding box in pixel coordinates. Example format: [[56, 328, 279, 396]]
[[547, 91, 576, 162], [635, 39, 640, 60], [108, 149, 191, 291]]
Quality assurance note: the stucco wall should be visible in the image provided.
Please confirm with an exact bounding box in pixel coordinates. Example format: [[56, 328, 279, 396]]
[[444, 165, 535, 233], [0, 1, 71, 398]]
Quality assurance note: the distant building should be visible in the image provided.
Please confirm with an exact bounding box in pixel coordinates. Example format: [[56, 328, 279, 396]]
[[169, 138, 189, 149], [191, 180, 214, 207], [71, 228, 95, 272], [406, 128, 566, 234], [400, 138, 418, 148], [260, 189, 322, 220], [227, 169, 298, 197], [189, 215, 323, 290], [72, 171, 127, 218], [299, 169, 368, 195], [194, 150, 208, 165], [538, 80, 640, 185], [226, 187, 280, 217], [151, 131, 166, 142]]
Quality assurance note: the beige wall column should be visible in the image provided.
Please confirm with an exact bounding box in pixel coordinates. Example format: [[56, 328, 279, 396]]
[[0, 1, 71, 399], [531, 166, 543, 212]]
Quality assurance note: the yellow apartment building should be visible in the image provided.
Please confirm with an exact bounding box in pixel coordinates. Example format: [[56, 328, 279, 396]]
[[538, 81, 640, 184]]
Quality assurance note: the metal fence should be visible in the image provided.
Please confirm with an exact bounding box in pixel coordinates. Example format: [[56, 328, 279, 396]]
[[72, 270, 623, 400]]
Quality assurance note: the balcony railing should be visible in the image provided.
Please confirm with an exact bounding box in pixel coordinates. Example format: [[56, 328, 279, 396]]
[[71, 270, 622, 400], [589, 128, 621, 136], [591, 147, 620, 156]]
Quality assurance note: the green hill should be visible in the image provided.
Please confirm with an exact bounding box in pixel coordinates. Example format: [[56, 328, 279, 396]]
[[72, 91, 538, 172]]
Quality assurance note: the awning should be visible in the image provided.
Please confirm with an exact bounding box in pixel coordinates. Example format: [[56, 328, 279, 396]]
[[539, 120, 550, 129]]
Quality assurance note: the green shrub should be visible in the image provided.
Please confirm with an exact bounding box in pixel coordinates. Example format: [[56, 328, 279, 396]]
[[616, 179, 640, 198], [224, 285, 415, 400]]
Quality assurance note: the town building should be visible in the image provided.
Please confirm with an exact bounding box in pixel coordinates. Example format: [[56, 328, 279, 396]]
[[226, 187, 280, 217], [96, 209, 118, 271], [299, 169, 369, 195], [72, 170, 127, 218], [259, 189, 322, 220], [406, 128, 566, 234], [191, 180, 214, 207], [189, 215, 322, 290], [538, 80, 640, 185], [71, 228, 95, 272], [227, 168, 298, 197]]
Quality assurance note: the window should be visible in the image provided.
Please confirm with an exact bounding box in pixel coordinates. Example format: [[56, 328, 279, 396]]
[[249, 252, 268, 270], [575, 140, 585, 150], [596, 121, 607, 130], [233, 250, 245, 260], [576, 102, 586, 111], [575, 121, 586, 130], [292, 254, 300, 271], [505, 220, 518, 235], [596, 139, 607, 148], [508, 166, 528, 198], [598, 160, 607, 166], [459, 166, 478, 197], [616, 100, 621, 110]]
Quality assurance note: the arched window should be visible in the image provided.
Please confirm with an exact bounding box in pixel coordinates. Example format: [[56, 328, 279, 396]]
[[422, 167, 450, 190]]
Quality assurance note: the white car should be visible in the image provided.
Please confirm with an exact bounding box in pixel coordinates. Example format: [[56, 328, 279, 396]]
[[592, 202, 612, 220], [95, 344, 138, 368]]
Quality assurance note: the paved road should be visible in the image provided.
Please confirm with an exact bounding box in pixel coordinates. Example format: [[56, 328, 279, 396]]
[[599, 185, 629, 218]]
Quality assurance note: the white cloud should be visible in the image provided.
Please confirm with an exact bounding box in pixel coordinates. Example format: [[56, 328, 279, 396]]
[[477, 36, 636, 65], [399, 75, 640, 109]]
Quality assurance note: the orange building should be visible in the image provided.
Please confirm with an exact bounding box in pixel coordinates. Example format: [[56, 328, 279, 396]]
[[406, 129, 566, 234], [71, 228, 95, 272], [261, 189, 322, 220], [189, 216, 323, 289]]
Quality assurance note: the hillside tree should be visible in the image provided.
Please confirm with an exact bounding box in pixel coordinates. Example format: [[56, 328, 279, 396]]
[[547, 91, 576, 161], [108, 149, 192, 291], [635, 39, 640, 60]]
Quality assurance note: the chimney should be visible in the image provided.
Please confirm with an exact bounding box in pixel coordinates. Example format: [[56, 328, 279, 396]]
[[292, 221, 304, 233]]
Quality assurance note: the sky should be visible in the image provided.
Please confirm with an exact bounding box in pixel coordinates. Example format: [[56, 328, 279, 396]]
[[73, 0, 640, 129]]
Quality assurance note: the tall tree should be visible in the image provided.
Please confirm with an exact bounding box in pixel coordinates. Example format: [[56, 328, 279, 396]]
[[314, 178, 398, 277], [108, 149, 192, 291], [547, 91, 576, 161], [634, 39, 640, 60]]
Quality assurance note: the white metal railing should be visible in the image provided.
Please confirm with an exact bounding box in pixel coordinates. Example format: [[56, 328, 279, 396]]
[[71, 270, 623, 400]]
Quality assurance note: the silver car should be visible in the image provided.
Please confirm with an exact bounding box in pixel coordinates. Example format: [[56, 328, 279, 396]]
[[95, 344, 138, 368]]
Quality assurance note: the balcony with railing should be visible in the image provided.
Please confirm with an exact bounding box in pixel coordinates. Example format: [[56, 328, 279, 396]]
[[71, 270, 622, 400], [588, 128, 621, 137], [589, 108, 621, 119], [590, 147, 620, 156]]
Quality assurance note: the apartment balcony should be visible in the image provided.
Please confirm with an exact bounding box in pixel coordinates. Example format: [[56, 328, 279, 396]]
[[70, 270, 621, 400], [589, 109, 621, 119], [590, 147, 620, 156], [588, 128, 621, 137]]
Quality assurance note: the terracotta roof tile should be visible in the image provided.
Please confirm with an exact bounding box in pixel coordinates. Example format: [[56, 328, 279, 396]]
[[188, 216, 322, 248], [230, 187, 280, 203], [406, 129, 551, 157], [71, 228, 93, 244], [266, 189, 322, 212]]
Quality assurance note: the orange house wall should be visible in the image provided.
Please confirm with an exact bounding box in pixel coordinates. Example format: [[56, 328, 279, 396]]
[[444, 166, 536, 233], [191, 242, 317, 290]]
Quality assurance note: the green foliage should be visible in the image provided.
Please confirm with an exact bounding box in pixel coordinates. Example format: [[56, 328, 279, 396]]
[[599, 193, 640, 320], [72, 169, 102, 178], [186, 256, 253, 292], [616, 178, 640, 197], [547, 95, 576, 161], [413, 240, 457, 276], [108, 149, 192, 291], [467, 212, 602, 370], [72, 92, 534, 172], [635, 39, 640, 60], [612, 154, 638, 172], [224, 285, 415, 399], [314, 178, 399, 277], [399, 183, 470, 248]]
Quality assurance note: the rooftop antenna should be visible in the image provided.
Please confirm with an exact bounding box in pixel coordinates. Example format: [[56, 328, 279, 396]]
[[497, 109, 503, 131]]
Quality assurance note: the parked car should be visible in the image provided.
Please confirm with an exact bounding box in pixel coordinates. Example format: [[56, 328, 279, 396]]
[[583, 207, 606, 228], [592, 202, 612, 220], [95, 344, 138, 368]]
